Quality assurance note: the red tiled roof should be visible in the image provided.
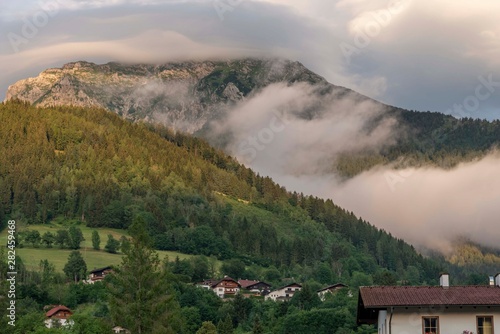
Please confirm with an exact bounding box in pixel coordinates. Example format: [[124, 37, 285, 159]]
[[46, 305, 72, 318], [360, 286, 500, 307]]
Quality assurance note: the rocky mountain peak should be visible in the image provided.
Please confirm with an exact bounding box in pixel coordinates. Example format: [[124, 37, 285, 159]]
[[5, 58, 331, 133]]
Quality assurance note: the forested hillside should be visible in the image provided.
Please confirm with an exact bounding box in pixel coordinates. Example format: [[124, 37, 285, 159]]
[[0, 100, 445, 283], [3, 101, 500, 333], [335, 109, 500, 177]]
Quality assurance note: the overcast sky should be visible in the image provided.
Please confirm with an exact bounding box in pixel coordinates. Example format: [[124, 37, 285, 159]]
[[0, 0, 499, 119]]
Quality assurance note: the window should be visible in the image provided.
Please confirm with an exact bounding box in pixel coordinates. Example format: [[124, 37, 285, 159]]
[[422, 317, 439, 334], [477, 316, 494, 334]]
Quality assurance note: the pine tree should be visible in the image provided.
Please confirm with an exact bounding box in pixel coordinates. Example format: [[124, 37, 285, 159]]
[[63, 251, 87, 283], [107, 216, 182, 333]]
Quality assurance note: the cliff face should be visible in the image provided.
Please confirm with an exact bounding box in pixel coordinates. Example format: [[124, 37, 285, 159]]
[[6, 58, 334, 133]]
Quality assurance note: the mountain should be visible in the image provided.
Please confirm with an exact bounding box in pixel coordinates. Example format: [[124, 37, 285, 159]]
[[7, 58, 500, 178], [6, 59, 331, 134]]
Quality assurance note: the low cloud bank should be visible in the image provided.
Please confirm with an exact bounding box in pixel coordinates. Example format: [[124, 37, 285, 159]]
[[214, 83, 500, 253]]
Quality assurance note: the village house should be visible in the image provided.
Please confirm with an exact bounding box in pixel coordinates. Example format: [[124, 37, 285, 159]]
[[238, 279, 272, 296], [317, 283, 348, 301], [45, 305, 74, 328], [85, 266, 113, 284], [198, 276, 241, 298], [357, 273, 500, 334], [265, 283, 302, 302]]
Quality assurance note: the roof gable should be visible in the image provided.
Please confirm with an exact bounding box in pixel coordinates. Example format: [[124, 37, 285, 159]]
[[239, 280, 271, 289], [46, 305, 72, 318]]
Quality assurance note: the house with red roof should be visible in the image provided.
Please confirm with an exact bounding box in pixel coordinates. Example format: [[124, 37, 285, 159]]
[[357, 273, 500, 334], [197, 276, 241, 298], [45, 305, 74, 328]]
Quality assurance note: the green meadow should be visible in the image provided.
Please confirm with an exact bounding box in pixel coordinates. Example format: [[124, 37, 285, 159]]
[[0, 220, 194, 272]]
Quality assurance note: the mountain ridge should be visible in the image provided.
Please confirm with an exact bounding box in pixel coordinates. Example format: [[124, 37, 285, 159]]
[[6, 58, 500, 178]]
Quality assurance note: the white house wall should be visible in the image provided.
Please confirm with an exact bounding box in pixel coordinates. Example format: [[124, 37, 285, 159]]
[[387, 307, 500, 334]]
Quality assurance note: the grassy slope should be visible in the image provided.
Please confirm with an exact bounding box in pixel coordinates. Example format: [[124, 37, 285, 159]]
[[0, 222, 193, 272]]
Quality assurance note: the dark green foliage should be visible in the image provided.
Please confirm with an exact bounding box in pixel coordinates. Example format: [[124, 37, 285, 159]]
[[220, 259, 246, 279], [281, 308, 355, 334], [91, 230, 100, 250], [24, 230, 41, 247], [63, 251, 87, 283], [104, 234, 120, 254], [107, 216, 183, 333], [68, 312, 112, 334], [119, 235, 130, 253], [217, 314, 234, 334], [55, 229, 70, 248], [68, 226, 85, 249], [373, 270, 398, 285], [182, 307, 202, 334], [290, 284, 321, 311], [252, 315, 264, 334], [176, 284, 222, 323], [41, 232, 55, 248]]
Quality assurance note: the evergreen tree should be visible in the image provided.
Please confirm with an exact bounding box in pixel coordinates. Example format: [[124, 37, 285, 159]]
[[107, 216, 182, 333], [217, 314, 234, 334], [91, 230, 100, 250], [104, 234, 120, 254], [63, 251, 87, 283]]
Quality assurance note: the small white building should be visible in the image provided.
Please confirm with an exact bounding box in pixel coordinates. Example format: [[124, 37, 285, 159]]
[[357, 273, 500, 334], [265, 283, 302, 301]]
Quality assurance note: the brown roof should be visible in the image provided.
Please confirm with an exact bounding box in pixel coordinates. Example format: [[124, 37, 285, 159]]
[[238, 280, 260, 288], [318, 283, 348, 293], [238, 280, 271, 289], [360, 286, 500, 307], [198, 277, 241, 288], [46, 305, 72, 318]]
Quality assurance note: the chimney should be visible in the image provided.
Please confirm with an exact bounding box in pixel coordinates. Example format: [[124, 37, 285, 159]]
[[439, 273, 449, 288], [495, 273, 500, 287], [489, 276, 495, 286]]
